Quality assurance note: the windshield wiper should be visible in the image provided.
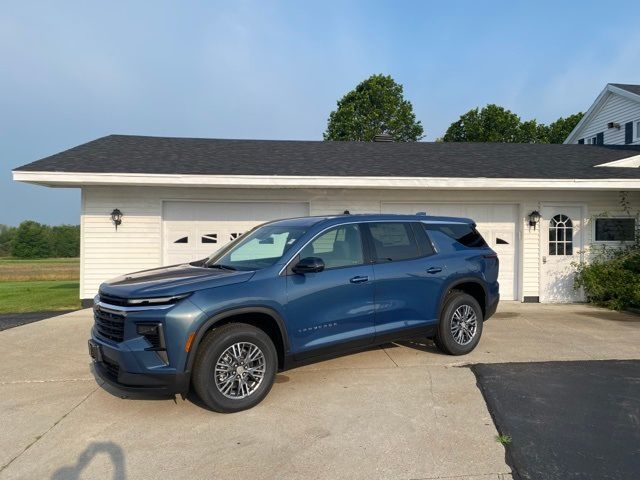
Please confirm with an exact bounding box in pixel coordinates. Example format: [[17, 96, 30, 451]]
[[207, 264, 237, 271]]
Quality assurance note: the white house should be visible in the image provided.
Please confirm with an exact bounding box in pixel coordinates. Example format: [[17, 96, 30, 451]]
[[12, 87, 640, 306], [565, 83, 640, 147]]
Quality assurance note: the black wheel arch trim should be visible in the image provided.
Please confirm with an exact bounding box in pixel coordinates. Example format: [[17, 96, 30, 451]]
[[439, 277, 488, 318], [184, 305, 290, 374]]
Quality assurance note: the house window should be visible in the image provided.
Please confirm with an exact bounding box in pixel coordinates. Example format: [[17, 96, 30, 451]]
[[174, 236, 188, 244], [230, 232, 243, 241], [636, 120, 640, 140], [587, 136, 597, 145], [549, 214, 573, 255], [594, 218, 636, 242]]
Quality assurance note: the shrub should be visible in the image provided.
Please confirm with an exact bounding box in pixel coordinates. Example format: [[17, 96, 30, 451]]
[[574, 246, 640, 310]]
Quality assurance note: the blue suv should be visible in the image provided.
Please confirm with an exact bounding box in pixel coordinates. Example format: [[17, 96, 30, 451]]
[[88, 214, 499, 412]]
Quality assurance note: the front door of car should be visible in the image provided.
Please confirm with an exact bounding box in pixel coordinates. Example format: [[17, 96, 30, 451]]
[[364, 222, 445, 341], [285, 224, 375, 358]]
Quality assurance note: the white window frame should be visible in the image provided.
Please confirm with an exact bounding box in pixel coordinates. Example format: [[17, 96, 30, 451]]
[[587, 136, 597, 145], [592, 216, 637, 244], [635, 119, 640, 140]]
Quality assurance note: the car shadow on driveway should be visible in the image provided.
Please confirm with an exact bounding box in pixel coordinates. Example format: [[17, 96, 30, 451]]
[[50, 441, 126, 480]]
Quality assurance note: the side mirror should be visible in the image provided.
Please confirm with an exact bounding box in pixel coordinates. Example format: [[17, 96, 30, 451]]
[[292, 257, 325, 274]]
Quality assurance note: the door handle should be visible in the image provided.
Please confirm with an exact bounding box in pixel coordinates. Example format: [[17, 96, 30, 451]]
[[426, 267, 443, 274], [350, 275, 369, 284]]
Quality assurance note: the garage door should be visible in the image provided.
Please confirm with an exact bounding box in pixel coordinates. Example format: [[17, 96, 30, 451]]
[[163, 201, 309, 265], [382, 203, 517, 300]]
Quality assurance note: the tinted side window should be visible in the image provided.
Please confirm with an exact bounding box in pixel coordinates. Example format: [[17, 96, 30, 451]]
[[426, 223, 487, 248], [412, 223, 435, 256], [299, 224, 364, 269], [368, 222, 420, 262]]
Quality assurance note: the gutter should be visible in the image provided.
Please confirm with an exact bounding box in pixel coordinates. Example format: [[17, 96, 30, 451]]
[[12, 170, 640, 191]]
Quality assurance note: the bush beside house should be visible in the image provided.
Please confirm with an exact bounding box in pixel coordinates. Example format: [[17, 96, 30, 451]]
[[574, 240, 640, 311]]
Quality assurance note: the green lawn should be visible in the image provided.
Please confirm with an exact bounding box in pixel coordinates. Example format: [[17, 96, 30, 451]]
[[0, 280, 81, 314]]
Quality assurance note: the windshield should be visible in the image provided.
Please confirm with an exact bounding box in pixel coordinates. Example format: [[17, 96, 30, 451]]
[[204, 225, 308, 271]]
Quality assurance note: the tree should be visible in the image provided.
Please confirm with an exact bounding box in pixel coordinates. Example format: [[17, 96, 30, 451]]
[[50, 225, 80, 257], [442, 105, 584, 144], [442, 104, 546, 143], [11, 221, 52, 258], [324, 74, 424, 142], [0, 224, 16, 257], [546, 112, 584, 144]]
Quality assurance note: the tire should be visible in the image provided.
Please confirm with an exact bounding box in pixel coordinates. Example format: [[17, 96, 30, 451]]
[[192, 323, 277, 413], [434, 291, 483, 356]]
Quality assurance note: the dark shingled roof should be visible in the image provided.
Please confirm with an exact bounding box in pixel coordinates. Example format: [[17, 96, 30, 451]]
[[610, 83, 640, 97], [14, 134, 640, 180]]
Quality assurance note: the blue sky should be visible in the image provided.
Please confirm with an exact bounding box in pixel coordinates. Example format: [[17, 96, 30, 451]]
[[2, 0, 639, 225]]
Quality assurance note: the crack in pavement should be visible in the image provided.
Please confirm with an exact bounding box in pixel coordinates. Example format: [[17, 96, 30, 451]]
[[0, 378, 94, 385], [0, 384, 100, 474], [381, 345, 400, 367]]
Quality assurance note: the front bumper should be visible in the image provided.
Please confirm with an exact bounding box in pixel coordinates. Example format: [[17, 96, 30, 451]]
[[87, 295, 205, 396], [89, 337, 190, 395]]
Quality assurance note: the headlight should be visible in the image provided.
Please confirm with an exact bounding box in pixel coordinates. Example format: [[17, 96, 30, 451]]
[[127, 293, 191, 306]]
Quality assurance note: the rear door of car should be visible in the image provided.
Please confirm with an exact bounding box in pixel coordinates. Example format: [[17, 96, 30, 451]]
[[362, 221, 446, 341]]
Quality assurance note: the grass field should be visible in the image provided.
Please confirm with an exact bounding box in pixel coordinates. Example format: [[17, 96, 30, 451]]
[[0, 258, 81, 314], [0, 257, 80, 281]]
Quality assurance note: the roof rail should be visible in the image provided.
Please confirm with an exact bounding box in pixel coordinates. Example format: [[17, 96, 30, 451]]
[[416, 211, 427, 216]]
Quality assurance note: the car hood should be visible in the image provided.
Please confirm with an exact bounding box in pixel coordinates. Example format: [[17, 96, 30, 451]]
[[99, 262, 255, 299]]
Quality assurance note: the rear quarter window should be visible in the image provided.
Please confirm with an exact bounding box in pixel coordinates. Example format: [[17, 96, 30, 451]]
[[425, 223, 487, 248]]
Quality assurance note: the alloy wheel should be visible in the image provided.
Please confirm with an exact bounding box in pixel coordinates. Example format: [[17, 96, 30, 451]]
[[214, 342, 266, 399], [450, 304, 478, 346]]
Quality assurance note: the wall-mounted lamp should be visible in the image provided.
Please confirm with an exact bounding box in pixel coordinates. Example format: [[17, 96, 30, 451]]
[[111, 208, 123, 230], [528, 210, 541, 229]]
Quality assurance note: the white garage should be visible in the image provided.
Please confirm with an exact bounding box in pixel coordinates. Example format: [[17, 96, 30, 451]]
[[163, 201, 309, 265], [12, 134, 640, 304], [382, 203, 518, 300]]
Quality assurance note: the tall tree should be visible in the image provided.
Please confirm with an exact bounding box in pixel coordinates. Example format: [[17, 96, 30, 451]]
[[324, 74, 424, 141], [11, 221, 52, 258], [546, 112, 584, 144], [0, 225, 16, 257], [442, 104, 583, 144]]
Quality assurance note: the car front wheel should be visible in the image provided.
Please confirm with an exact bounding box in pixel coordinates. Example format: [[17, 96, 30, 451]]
[[192, 323, 277, 413], [435, 291, 483, 355]]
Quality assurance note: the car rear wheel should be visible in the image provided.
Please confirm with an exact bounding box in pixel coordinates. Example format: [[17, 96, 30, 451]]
[[434, 291, 483, 355], [192, 323, 277, 413]]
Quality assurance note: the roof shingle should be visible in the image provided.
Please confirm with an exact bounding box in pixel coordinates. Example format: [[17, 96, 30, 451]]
[[14, 134, 640, 180]]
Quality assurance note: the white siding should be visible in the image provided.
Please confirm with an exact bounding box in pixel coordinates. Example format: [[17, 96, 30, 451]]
[[572, 92, 640, 144], [81, 186, 639, 302]]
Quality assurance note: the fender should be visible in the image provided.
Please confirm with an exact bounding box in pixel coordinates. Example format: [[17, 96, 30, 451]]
[[183, 305, 290, 373], [438, 276, 488, 318]]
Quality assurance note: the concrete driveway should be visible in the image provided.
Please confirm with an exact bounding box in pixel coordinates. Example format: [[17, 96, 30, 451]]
[[1, 303, 638, 480]]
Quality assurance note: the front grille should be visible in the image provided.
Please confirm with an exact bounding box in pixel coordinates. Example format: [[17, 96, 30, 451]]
[[101, 356, 120, 380], [94, 308, 125, 343], [99, 293, 129, 307]]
